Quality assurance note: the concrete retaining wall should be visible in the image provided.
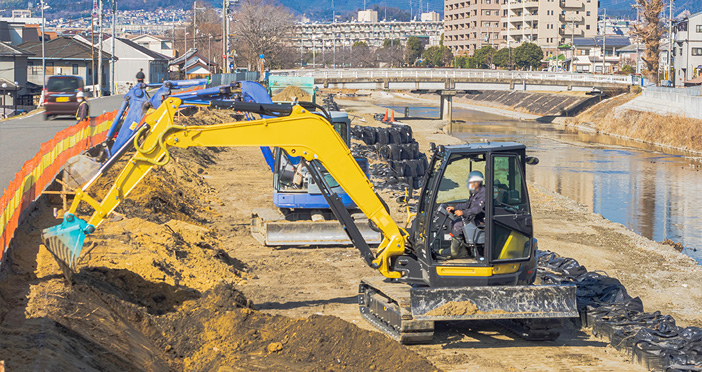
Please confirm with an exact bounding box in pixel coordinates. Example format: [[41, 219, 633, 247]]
[[615, 87, 702, 119], [455, 90, 598, 117]]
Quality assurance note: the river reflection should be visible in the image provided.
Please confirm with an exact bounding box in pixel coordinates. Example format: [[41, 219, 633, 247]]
[[381, 103, 702, 263]]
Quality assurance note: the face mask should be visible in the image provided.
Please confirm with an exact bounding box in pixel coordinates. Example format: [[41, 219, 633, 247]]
[[468, 183, 476, 192]]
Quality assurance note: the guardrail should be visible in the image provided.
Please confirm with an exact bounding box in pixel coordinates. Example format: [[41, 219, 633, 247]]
[[270, 68, 633, 85]]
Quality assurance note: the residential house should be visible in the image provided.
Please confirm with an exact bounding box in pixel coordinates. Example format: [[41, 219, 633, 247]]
[[18, 36, 113, 96], [168, 49, 216, 79], [129, 34, 175, 58], [572, 35, 630, 73], [673, 11, 702, 87], [101, 37, 169, 92], [0, 42, 32, 114], [615, 42, 645, 73]]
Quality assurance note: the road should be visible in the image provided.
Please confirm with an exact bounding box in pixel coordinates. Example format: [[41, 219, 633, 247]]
[[0, 94, 124, 192]]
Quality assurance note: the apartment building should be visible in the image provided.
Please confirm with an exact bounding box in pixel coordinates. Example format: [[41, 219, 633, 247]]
[[444, 0, 503, 55], [673, 11, 702, 86], [292, 18, 443, 52], [501, 0, 597, 55]]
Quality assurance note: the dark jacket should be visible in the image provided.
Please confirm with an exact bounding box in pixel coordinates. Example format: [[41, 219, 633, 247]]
[[455, 185, 486, 224], [75, 100, 89, 121], [136, 70, 145, 82]]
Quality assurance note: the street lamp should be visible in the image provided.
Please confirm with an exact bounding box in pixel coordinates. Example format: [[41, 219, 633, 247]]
[[40, 0, 50, 93], [208, 34, 212, 74]]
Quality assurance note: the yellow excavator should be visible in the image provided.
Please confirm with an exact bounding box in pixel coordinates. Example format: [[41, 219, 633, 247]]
[[42, 97, 578, 344]]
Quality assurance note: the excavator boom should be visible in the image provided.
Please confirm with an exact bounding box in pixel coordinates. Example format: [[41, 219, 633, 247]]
[[42, 97, 405, 279]]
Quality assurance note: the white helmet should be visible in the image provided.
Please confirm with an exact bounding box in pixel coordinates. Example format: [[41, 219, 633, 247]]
[[76, 91, 85, 98], [467, 170, 484, 183]]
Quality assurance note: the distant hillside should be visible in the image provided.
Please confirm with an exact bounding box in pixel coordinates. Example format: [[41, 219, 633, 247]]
[[5, 0, 445, 22], [7, 0, 700, 23], [598, 0, 701, 18]]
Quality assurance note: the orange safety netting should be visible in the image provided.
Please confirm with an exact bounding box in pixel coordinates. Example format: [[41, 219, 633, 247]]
[[0, 111, 116, 264]]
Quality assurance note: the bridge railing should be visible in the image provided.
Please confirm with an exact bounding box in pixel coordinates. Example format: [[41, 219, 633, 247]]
[[270, 68, 633, 85]]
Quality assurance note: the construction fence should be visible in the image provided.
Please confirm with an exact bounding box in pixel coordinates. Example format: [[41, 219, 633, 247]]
[[0, 111, 117, 266]]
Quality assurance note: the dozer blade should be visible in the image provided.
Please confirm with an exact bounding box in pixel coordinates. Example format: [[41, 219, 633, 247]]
[[63, 155, 102, 190], [41, 213, 92, 280], [251, 211, 382, 247], [411, 284, 578, 321]]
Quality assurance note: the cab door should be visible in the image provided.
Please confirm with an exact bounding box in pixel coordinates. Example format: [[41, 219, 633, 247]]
[[487, 153, 533, 263]]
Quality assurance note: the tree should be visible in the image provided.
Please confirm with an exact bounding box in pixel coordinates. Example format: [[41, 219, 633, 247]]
[[232, 0, 295, 70], [421, 45, 453, 67], [473, 45, 497, 69], [405, 36, 424, 65], [379, 39, 405, 67], [350, 42, 375, 67], [632, 0, 665, 84], [514, 43, 544, 70], [493, 48, 514, 69]]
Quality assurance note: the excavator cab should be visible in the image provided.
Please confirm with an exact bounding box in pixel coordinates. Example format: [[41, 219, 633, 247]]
[[414, 143, 536, 284]]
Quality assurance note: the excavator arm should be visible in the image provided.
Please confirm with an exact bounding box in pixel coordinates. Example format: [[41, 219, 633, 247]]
[[42, 97, 405, 279]]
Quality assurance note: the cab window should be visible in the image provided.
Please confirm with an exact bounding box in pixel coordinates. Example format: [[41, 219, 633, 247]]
[[492, 155, 527, 210], [435, 154, 485, 204]]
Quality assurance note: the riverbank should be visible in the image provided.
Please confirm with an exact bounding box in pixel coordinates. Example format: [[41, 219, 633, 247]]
[[339, 95, 702, 366], [565, 93, 702, 154]]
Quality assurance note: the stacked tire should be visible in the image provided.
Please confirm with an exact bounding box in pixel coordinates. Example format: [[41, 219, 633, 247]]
[[351, 124, 429, 190]]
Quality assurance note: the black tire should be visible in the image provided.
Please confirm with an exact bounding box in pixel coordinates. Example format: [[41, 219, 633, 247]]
[[43, 113, 51, 121], [380, 128, 391, 145]]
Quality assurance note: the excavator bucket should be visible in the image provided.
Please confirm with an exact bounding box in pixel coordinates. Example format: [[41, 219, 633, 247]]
[[410, 284, 578, 321], [41, 213, 91, 279]]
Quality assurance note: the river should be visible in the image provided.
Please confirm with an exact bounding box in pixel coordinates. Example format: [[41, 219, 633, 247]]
[[380, 103, 702, 263]]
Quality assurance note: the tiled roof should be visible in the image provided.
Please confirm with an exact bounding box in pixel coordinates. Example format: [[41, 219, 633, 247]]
[[18, 36, 113, 59]]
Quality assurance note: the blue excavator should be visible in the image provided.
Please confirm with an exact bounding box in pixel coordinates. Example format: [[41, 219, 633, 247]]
[[62, 80, 380, 247]]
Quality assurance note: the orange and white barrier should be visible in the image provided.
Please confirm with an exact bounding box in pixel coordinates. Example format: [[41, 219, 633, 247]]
[[0, 110, 117, 264]]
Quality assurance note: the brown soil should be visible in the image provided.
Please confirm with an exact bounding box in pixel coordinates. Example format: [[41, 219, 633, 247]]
[[0, 109, 439, 372], [425, 301, 478, 316], [272, 86, 311, 102]]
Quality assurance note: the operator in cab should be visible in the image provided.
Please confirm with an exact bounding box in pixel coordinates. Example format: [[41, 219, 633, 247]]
[[443, 171, 486, 259]]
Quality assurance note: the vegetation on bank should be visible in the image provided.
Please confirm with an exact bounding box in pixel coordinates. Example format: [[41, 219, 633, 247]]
[[569, 93, 702, 152]]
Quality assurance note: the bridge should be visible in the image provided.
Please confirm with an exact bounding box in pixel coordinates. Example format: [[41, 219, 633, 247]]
[[269, 68, 633, 121]]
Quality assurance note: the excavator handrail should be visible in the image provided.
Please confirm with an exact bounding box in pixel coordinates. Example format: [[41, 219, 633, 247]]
[[43, 97, 406, 279]]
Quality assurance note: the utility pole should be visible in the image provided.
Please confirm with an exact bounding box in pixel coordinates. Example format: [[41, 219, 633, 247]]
[[111, 0, 116, 93], [92, 0, 97, 91], [98, 0, 103, 97], [668, 0, 673, 83], [41, 0, 46, 92], [222, 0, 227, 73], [636, 7, 641, 75], [193, 1, 196, 52], [601, 9, 606, 75]]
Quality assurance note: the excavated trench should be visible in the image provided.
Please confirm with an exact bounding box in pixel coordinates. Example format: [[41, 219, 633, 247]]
[[0, 110, 439, 372]]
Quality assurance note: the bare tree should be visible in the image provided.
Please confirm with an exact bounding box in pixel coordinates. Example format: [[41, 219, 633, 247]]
[[232, 0, 295, 70], [632, 0, 665, 84]]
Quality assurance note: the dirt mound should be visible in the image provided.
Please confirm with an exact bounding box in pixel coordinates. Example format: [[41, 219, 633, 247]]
[[272, 85, 312, 102], [160, 285, 437, 372]]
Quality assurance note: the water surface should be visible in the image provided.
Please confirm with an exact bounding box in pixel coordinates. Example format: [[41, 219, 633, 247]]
[[379, 102, 702, 262]]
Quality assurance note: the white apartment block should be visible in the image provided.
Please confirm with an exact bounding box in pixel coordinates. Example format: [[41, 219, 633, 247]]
[[501, 0, 597, 54], [673, 11, 702, 86], [292, 20, 444, 52]]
